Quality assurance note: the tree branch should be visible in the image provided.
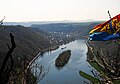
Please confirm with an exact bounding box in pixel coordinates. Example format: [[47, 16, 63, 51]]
[[0, 33, 16, 83]]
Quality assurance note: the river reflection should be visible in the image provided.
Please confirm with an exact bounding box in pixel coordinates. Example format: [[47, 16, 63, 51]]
[[33, 39, 95, 84]]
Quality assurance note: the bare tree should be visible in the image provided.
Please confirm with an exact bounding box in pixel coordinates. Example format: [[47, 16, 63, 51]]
[[0, 16, 5, 26], [0, 33, 16, 84]]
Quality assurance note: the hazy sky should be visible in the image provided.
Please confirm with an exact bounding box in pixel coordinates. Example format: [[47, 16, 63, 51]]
[[0, 0, 120, 22]]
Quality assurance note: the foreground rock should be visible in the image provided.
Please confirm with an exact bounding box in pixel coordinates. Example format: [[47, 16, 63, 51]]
[[55, 50, 71, 67]]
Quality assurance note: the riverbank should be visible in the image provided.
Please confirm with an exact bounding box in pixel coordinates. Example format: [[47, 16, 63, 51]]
[[28, 39, 78, 66], [26, 39, 78, 83], [32, 39, 91, 84], [27, 45, 59, 69]]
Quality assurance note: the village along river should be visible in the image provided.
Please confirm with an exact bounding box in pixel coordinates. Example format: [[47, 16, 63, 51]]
[[32, 39, 95, 84]]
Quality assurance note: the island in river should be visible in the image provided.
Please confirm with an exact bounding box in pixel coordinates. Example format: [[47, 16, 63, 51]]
[[55, 50, 71, 67]]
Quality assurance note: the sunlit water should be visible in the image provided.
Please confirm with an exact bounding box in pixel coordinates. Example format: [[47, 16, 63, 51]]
[[33, 39, 95, 84]]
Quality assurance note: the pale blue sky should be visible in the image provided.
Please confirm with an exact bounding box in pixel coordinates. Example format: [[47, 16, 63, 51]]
[[0, 0, 120, 22]]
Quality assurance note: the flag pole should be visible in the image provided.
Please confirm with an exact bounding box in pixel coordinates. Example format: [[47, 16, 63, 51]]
[[108, 10, 111, 19], [107, 10, 114, 34]]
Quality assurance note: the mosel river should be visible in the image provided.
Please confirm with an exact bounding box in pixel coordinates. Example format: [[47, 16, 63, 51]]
[[33, 39, 95, 84]]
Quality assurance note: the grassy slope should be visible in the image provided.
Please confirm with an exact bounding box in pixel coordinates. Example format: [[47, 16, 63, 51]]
[[79, 70, 100, 84]]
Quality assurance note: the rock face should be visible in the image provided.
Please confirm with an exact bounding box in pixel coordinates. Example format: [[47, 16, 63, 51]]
[[55, 50, 71, 67]]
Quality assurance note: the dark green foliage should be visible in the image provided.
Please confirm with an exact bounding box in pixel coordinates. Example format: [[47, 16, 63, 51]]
[[79, 70, 100, 84], [89, 61, 102, 72]]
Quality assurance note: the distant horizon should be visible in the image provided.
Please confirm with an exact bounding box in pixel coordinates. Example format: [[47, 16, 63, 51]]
[[3, 19, 105, 23], [3, 20, 105, 27]]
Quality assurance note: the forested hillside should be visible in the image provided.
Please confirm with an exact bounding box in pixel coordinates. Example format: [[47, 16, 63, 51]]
[[0, 25, 53, 83], [0, 25, 52, 61]]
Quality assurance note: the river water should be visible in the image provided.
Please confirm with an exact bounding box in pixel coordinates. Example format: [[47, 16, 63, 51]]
[[33, 39, 95, 84]]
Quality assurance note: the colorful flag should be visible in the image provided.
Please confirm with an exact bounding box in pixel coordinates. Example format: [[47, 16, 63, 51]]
[[89, 32, 120, 41], [89, 14, 120, 41], [89, 14, 120, 34]]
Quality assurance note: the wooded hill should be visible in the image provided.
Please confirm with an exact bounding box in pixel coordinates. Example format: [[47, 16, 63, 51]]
[[0, 25, 52, 65], [31, 21, 102, 36], [0, 25, 52, 83]]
